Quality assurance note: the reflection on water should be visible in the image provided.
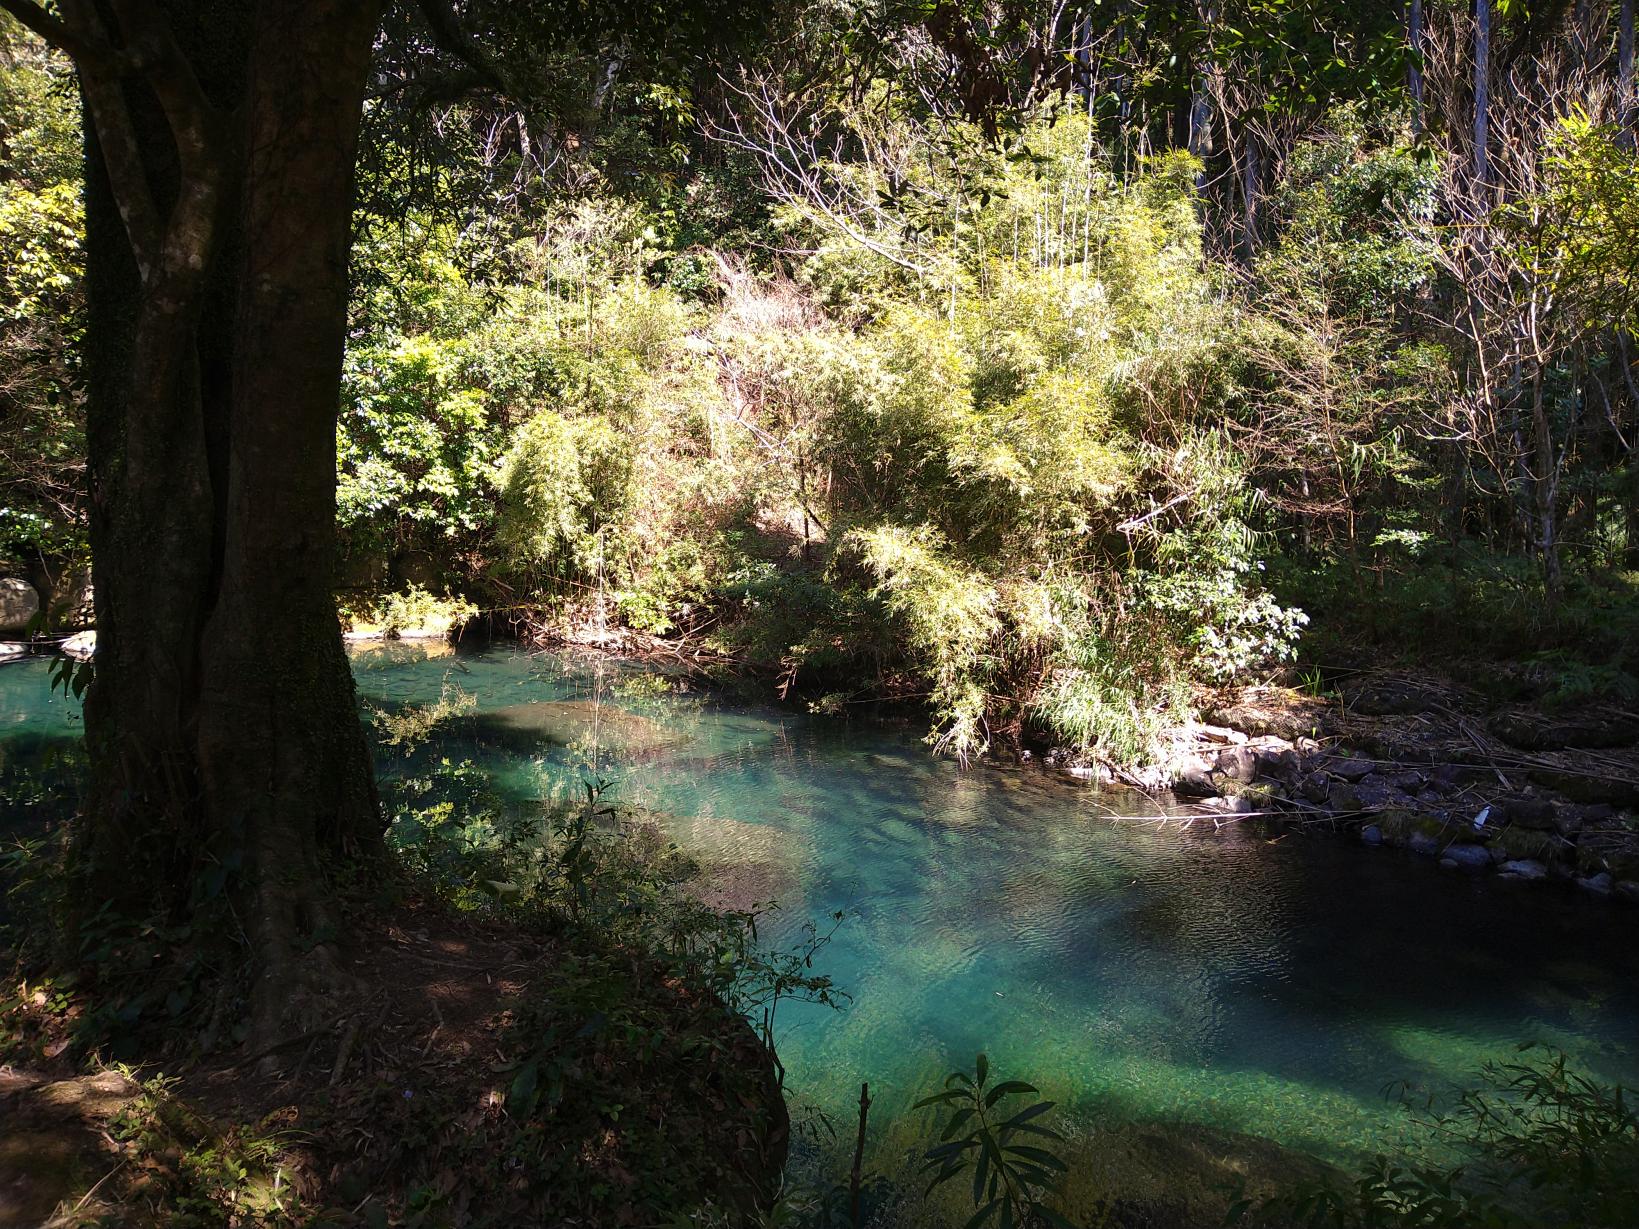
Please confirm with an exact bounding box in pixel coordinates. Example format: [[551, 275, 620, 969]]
[[6, 641, 1639, 1172]]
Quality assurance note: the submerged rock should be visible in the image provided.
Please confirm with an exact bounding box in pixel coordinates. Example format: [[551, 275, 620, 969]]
[[474, 699, 687, 757], [1575, 872, 1614, 896], [1498, 859, 1548, 881], [1439, 843, 1492, 870]]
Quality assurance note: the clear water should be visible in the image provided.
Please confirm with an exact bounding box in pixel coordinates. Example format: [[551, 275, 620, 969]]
[[6, 642, 1639, 1181]]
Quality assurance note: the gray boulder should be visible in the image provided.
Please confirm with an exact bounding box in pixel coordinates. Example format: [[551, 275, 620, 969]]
[[0, 578, 40, 634], [61, 630, 96, 661], [1326, 756, 1375, 782], [48, 567, 93, 629], [1212, 744, 1259, 784], [1172, 755, 1219, 798], [1501, 796, 1556, 830]]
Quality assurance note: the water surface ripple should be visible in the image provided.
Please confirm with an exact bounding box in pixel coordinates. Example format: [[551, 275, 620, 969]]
[[6, 642, 1638, 1170]]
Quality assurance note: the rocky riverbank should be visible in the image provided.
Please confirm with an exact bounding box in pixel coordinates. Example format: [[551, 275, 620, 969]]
[[1103, 670, 1639, 904]]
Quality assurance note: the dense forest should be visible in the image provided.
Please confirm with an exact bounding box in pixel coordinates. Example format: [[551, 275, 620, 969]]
[[3, 1, 1639, 1226]]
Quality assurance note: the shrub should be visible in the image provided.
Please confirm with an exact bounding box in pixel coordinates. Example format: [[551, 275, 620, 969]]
[[494, 411, 636, 586]]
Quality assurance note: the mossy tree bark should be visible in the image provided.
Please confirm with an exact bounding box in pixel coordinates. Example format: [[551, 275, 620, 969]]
[[5, 0, 384, 1045]]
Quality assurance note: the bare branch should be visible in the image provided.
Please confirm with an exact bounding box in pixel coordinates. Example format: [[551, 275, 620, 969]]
[[706, 70, 936, 275]]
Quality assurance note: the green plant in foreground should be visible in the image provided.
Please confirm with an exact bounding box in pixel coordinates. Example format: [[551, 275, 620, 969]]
[[106, 1070, 302, 1226], [368, 678, 477, 747], [915, 1053, 1071, 1229]]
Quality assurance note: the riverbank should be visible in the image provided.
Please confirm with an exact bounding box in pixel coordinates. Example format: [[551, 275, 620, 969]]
[[349, 615, 1639, 906], [0, 889, 788, 1228], [510, 619, 1639, 904], [1107, 667, 1639, 905]]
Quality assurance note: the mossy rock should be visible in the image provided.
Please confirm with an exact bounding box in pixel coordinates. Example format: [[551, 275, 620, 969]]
[[1376, 809, 1447, 838], [1222, 779, 1282, 805], [1493, 826, 1556, 862], [1373, 808, 1415, 843]]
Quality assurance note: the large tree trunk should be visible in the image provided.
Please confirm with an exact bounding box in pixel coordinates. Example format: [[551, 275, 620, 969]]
[[69, 0, 382, 1044], [197, 0, 383, 1037]]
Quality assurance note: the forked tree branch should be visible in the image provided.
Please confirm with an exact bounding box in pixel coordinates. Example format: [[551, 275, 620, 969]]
[[106, 0, 219, 165], [0, 0, 108, 65]]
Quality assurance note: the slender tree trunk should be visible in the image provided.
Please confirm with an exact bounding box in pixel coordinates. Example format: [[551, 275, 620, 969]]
[[1531, 364, 1562, 603], [1408, 0, 1424, 135], [1619, 333, 1639, 567], [1622, 0, 1635, 139], [1474, 0, 1490, 184], [1239, 130, 1259, 262]]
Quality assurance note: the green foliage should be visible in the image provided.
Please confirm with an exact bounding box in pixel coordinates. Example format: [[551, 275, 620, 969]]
[[106, 1073, 303, 1227], [1263, 108, 1439, 318], [845, 525, 999, 759], [47, 651, 93, 701], [338, 333, 499, 547], [495, 410, 635, 584], [1503, 113, 1639, 338], [368, 679, 477, 747], [716, 115, 1298, 760], [1524, 649, 1639, 707], [1285, 548, 1639, 683], [914, 1054, 1072, 1229], [0, 17, 85, 566], [339, 584, 476, 639], [381, 767, 842, 1034], [1028, 586, 1195, 767], [330, 11, 1639, 765]]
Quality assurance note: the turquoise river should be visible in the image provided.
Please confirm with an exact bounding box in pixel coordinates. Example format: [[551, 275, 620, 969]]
[[5, 641, 1639, 1206]]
